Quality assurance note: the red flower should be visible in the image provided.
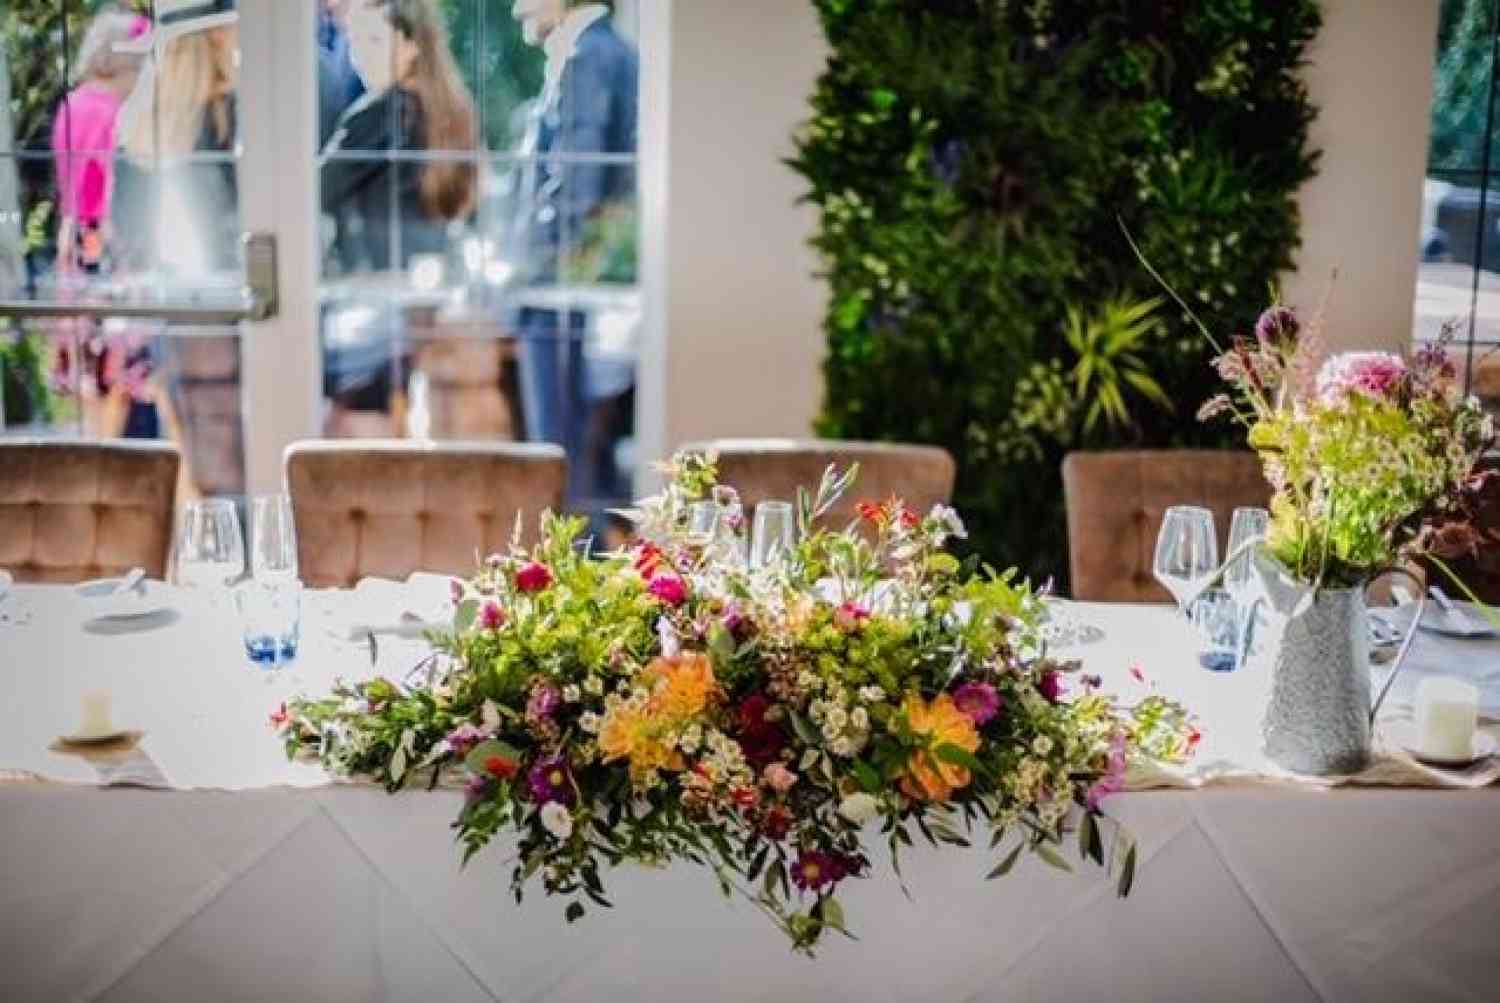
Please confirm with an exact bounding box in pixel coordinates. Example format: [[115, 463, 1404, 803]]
[[484, 755, 519, 780], [269, 703, 289, 729], [479, 600, 506, 631], [516, 562, 553, 593], [760, 804, 792, 841], [648, 574, 688, 606], [833, 601, 870, 632], [856, 501, 886, 526], [735, 693, 787, 769], [1187, 728, 1202, 752], [898, 507, 919, 530], [632, 541, 665, 579], [730, 786, 759, 810]]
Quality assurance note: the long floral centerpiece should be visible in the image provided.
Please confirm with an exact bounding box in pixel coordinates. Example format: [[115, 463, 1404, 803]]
[[275, 454, 1195, 951]]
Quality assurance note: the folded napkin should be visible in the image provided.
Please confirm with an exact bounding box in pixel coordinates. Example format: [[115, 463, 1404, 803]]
[[338, 572, 456, 640]]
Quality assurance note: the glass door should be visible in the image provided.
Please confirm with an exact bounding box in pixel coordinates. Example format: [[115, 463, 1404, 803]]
[[3, 0, 643, 526]]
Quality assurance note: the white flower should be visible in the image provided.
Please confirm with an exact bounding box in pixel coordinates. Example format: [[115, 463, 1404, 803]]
[[838, 792, 879, 825], [928, 504, 967, 540], [850, 706, 869, 731], [562, 684, 581, 703], [859, 685, 887, 703], [579, 712, 601, 734], [1032, 735, 1053, 756], [584, 676, 605, 696], [540, 802, 573, 840]]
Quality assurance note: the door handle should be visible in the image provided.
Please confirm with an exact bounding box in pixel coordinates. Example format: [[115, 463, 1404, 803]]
[[0, 232, 279, 325]]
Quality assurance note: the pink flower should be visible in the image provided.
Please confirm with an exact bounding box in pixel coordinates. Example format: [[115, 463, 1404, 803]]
[[449, 578, 465, 605], [526, 683, 560, 721], [833, 601, 870, 632], [479, 600, 506, 631], [952, 681, 1001, 725], [648, 574, 688, 606], [1129, 665, 1146, 684], [762, 762, 797, 793], [1086, 732, 1128, 810], [516, 561, 553, 593], [1315, 351, 1408, 404]]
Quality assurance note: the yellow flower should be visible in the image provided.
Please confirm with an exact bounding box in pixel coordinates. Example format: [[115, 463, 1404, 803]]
[[598, 705, 683, 777], [900, 692, 980, 803], [643, 653, 717, 718]]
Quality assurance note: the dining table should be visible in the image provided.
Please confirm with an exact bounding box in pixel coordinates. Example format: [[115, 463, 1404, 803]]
[[2, 578, 1499, 1003]]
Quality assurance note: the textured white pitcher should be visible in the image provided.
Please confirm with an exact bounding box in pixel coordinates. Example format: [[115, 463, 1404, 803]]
[[1254, 554, 1423, 776]]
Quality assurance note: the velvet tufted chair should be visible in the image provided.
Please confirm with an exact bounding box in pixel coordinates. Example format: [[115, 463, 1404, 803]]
[[284, 440, 567, 587], [1062, 450, 1271, 602], [0, 439, 180, 583], [680, 438, 957, 526]]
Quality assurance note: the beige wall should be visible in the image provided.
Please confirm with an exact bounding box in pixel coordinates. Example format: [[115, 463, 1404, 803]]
[[1281, 0, 1440, 353], [637, 0, 828, 480]]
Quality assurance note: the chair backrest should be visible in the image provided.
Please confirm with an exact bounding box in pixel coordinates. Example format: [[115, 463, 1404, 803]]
[[284, 439, 566, 587], [1062, 449, 1270, 602], [0, 439, 180, 583], [680, 438, 957, 526]]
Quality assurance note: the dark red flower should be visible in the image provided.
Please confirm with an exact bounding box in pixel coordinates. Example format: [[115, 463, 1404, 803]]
[[516, 561, 554, 593], [730, 786, 759, 810], [1038, 670, 1064, 703], [792, 850, 838, 892], [735, 693, 787, 769], [632, 541, 665, 579], [760, 804, 792, 841]]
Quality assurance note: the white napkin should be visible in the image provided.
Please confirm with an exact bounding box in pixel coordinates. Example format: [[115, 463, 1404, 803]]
[[339, 573, 455, 640]]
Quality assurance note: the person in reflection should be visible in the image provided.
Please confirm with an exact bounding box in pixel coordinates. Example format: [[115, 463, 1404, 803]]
[[319, 0, 478, 435], [510, 0, 638, 508], [111, 0, 246, 499], [318, 0, 365, 147], [51, 6, 148, 279]]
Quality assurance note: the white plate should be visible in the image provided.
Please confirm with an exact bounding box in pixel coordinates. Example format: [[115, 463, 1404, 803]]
[[75, 578, 172, 621], [1404, 732, 1497, 768]]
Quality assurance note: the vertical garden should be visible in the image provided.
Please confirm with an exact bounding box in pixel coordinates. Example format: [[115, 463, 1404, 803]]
[[790, 0, 1322, 587]]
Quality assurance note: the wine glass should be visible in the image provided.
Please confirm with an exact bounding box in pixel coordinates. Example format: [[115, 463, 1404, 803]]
[[1153, 506, 1218, 615], [251, 494, 298, 582], [1224, 507, 1269, 601], [177, 499, 246, 594], [750, 500, 795, 569]]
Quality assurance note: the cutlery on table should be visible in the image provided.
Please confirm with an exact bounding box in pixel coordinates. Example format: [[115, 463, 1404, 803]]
[[113, 567, 146, 597]]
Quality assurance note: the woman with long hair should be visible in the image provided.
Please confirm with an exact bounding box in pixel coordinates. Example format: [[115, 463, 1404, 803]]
[[322, 0, 477, 271]]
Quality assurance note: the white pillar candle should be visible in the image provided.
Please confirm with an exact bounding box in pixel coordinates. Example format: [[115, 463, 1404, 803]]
[[80, 689, 112, 737], [1415, 677, 1478, 762]]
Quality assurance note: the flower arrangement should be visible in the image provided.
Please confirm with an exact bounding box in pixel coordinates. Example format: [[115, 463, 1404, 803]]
[[275, 454, 1195, 952], [1196, 304, 1492, 590]]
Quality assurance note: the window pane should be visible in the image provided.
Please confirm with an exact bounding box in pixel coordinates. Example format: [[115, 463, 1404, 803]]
[[1428, 0, 1499, 176]]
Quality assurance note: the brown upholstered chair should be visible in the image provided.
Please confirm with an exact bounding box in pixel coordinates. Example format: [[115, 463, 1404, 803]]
[[1062, 450, 1271, 602], [284, 440, 567, 587], [0, 439, 180, 583], [680, 438, 957, 525]]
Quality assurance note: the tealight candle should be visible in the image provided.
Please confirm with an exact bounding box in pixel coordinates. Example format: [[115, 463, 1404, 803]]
[[80, 689, 112, 737], [1415, 677, 1478, 762]]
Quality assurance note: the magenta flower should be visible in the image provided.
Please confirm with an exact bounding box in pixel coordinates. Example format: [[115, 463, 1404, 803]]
[[721, 602, 752, 641], [463, 773, 491, 804], [479, 599, 506, 631], [516, 561, 554, 593], [526, 683, 560, 722], [833, 601, 870, 632], [648, 574, 688, 606], [791, 850, 839, 892], [1038, 670, 1064, 703], [952, 681, 1001, 725], [527, 757, 575, 806]]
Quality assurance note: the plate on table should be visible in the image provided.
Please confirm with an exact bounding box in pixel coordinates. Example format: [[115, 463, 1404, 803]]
[[75, 578, 173, 622], [55, 727, 138, 747], [1380, 600, 1498, 640]]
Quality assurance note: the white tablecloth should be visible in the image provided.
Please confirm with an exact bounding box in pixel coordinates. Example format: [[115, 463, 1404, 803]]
[[3, 583, 1500, 1002]]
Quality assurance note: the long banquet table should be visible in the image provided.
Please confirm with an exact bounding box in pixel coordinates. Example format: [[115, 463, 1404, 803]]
[[3, 582, 1500, 1003]]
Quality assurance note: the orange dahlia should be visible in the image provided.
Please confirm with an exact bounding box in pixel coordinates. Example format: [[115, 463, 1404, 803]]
[[643, 652, 718, 718], [900, 692, 981, 803]]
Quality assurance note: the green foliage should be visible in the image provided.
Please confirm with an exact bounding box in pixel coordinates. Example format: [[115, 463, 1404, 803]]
[[1062, 296, 1172, 434], [790, 0, 1321, 587], [0, 328, 56, 426], [1429, 0, 1497, 176]]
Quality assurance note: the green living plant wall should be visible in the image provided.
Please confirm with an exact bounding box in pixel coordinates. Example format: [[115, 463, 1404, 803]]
[[790, 0, 1321, 589]]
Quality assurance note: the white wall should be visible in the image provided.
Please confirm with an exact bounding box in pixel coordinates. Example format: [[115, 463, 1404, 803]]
[[1283, 0, 1441, 353], [638, 0, 828, 482]]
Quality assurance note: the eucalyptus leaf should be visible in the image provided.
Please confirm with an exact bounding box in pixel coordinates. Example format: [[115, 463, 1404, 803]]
[[986, 841, 1025, 879]]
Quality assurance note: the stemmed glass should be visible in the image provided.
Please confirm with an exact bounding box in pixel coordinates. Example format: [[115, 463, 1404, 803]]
[[251, 494, 299, 582], [1153, 506, 1218, 616], [177, 499, 246, 594], [1225, 506, 1270, 662], [750, 500, 795, 569]]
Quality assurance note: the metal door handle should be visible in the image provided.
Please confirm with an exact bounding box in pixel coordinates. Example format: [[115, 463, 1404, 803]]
[[0, 232, 278, 325]]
